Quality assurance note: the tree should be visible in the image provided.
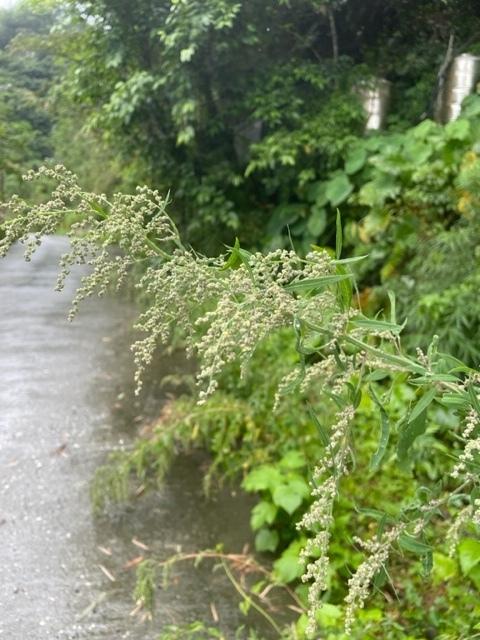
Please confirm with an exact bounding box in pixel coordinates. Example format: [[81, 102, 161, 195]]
[[0, 2, 55, 200], [39, 0, 480, 250]]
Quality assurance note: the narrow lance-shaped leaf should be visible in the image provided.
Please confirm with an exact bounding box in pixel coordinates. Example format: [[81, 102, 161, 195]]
[[422, 550, 434, 578], [221, 237, 241, 270], [307, 404, 330, 447], [350, 315, 406, 334], [399, 534, 433, 555], [284, 273, 353, 293], [336, 209, 342, 259], [468, 383, 480, 415], [293, 317, 317, 355], [437, 352, 476, 374], [345, 336, 427, 375], [409, 387, 437, 423], [369, 385, 390, 471], [387, 290, 396, 324], [332, 255, 368, 265], [397, 387, 437, 465], [222, 238, 253, 272], [438, 392, 469, 409], [411, 374, 459, 384], [336, 264, 353, 310]]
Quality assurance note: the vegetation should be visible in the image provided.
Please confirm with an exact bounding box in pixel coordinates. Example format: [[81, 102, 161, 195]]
[[2, 167, 480, 639], [0, 2, 54, 200], [2, 0, 480, 638]]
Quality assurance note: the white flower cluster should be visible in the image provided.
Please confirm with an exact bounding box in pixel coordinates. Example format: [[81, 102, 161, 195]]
[[5, 167, 480, 637], [297, 405, 355, 637], [446, 504, 475, 555], [134, 248, 341, 398], [451, 407, 480, 480], [344, 524, 405, 634], [0, 165, 180, 324], [131, 252, 224, 393]]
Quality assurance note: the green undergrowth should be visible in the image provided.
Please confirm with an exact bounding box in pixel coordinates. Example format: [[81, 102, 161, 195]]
[[91, 328, 479, 639]]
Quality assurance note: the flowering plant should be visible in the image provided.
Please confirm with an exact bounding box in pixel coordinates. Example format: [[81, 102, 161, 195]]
[[1, 166, 479, 636]]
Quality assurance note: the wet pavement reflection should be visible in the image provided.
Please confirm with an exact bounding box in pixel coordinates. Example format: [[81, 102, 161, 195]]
[[0, 237, 257, 639]]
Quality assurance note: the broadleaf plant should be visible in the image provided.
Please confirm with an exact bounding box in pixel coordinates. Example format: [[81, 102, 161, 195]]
[[1, 166, 480, 637]]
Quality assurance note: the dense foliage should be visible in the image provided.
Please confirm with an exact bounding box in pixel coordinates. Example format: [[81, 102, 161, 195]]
[[2, 168, 480, 639], [4, 0, 478, 247], [0, 3, 54, 199]]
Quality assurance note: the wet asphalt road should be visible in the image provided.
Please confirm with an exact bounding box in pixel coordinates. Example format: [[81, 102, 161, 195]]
[[0, 237, 256, 639]]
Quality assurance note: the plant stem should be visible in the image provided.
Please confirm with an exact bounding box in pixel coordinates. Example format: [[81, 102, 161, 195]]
[[220, 559, 284, 637]]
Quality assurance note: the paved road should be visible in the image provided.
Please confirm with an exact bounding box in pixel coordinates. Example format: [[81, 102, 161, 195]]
[[0, 237, 254, 639]]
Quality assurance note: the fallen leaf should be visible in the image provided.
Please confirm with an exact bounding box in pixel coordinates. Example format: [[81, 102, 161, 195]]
[[210, 602, 219, 623], [123, 556, 144, 570], [98, 564, 115, 582], [97, 546, 112, 557], [132, 537, 150, 551]]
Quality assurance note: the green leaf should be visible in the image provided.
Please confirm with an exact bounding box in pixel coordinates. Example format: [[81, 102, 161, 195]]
[[273, 540, 305, 583], [345, 147, 367, 174], [433, 552, 458, 583], [255, 528, 279, 553], [358, 608, 383, 623], [307, 404, 330, 447], [412, 374, 459, 384], [438, 392, 469, 409], [399, 534, 432, 555], [307, 206, 327, 236], [250, 501, 278, 530], [468, 564, 480, 591], [388, 291, 396, 324], [336, 264, 353, 310], [445, 118, 471, 141], [365, 370, 391, 382], [372, 566, 389, 589], [409, 387, 437, 423], [332, 255, 368, 265], [180, 45, 196, 62], [279, 450, 306, 469], [422, 550, 434, 578], [412, 119, 438, 139], [369, 386, 390, 472], [222, 238, 252, 271], [306, 181, 328, 206], [273, 553, 303, 583], [403, 140, 433, 165], [335, 209, 342, 259], [284, 273, 353, 293], [89, 201, 108, 217], [437, 352, 476, 374], [239, 598, 251, 615], [350, 315, 405, 334], [358, 174, 399, 208], [345, 337, 427, 375], [468, 384, 480, 415], [458, 538, 480, 576], [242, 465, 282, 492], [287, 477, 311, 499], [272, 484, 305, 514], [267, 203, 302, 235], [315, 603, 343, 627], [397, 409, 427, 465], [326, 174, 353, 208], [356, 507, 395, 524], [397, 387, 438, 464], [462, 95, 480, 118]]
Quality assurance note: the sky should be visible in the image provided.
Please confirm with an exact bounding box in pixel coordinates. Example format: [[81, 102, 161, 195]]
[[0, 0, 18, 7]]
